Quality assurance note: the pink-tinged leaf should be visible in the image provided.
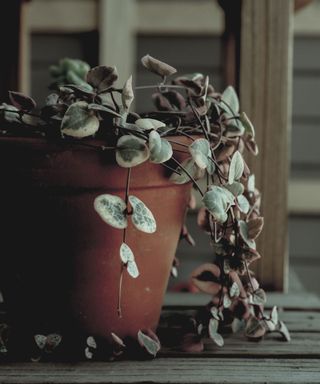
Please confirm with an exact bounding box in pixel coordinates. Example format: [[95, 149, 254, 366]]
[[245, 316, 266, 339], [9, 91, 36, 111], [86, 65, 118, 92], [247, 217, 264, 240], [191, 263, 221, 295], [141, 55, 177, 77], [181, 333, 204, 353]]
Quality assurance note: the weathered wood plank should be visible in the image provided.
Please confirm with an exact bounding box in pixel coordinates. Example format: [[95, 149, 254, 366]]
[[0, 358, 319, 383], [160, 309, 320, 333], [163, 292, 320, 310], [161, 332, 320, 358], [240, 0, 294, 291]]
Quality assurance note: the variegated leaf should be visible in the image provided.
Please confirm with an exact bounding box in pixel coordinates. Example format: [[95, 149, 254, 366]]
[[120, 243, 135, 263], [149, 130, 173, 163], [203, 186, 234, 223], [137, 330, 161, 356], [127, 260, 139, 278], [116, 135, 150, 168], [189, 138, 210, 169], [170, 158, 204, 184], [129, 195, 156, 233], [94, 194, 127, 229], [135, 118, 166, 131], [237, 195, 250, 214], [239, 220, 256, 249], [230, 281, 240, 298], [122, 75, 134, 111]]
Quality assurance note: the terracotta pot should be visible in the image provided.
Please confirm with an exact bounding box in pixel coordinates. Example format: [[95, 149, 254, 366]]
[[0, 136, 192, 344]]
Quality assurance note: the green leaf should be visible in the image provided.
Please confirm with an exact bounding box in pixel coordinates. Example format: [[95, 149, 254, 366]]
[[122, 75, 134, 112], [237, 195, 250, 214], [225, 182, 244, 197], [271, 306, 278, 325], [116, 135, 150, 168], [149, 131, 173, 163], [94, 194, 127, 229], [120, 243, 139, 278], [129, 195, 156, 234], [250, 288, 267, 306], [240, 111, 255, 137], [231, 318, 245, 333], [86, 65, 118, 92], [135, 118, 166, 131], [247, 174, 255, 193], [141, 54, 177, 77], [0, 103, 20, 123], [137, 330, 161, 356], [87, 103, 121, 117], [223, 294, 232, 308], [228, 151, 244, 184], [221, 85, 239, 114], [61, 101, 99, 138], [170, 158, 204, 184], [202, 186, 234, 223], [189, 138, 210, 169], [239, 220, 256, 249], [230, 282, 240, 298]]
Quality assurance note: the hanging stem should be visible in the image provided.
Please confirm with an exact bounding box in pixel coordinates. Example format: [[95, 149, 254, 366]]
[[171, 157, 204, 197], [117, 168, 132, 318]]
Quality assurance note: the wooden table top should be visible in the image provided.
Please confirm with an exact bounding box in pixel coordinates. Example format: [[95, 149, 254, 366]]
[[0, 292, 319, 384]]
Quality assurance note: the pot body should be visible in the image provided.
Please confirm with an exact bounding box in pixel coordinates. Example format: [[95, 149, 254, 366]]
[[0, 137, 191, 341]]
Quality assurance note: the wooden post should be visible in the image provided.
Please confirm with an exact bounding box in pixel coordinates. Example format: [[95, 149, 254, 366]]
[[240, 0, 294, 291]]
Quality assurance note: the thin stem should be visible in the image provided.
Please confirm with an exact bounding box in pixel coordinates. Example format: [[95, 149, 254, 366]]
[[117, 168, 132, 319], [134, 84, 188, 91], [171, 157, 204, 197], [160, 162, 182, 175], [110, 91, 120, 113], [167, 139, 189, 148], [0, 108, 39, 118]]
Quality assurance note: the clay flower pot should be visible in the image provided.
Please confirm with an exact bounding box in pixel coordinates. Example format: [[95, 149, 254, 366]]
[[0, 136, 191, 346]]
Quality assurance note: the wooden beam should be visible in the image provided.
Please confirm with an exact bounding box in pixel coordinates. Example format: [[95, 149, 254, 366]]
[[240, 0, 294, 291]]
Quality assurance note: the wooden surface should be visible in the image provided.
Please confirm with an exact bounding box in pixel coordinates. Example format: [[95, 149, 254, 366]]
[[0, 293, 319, 384], [240, 0, 294, 291]]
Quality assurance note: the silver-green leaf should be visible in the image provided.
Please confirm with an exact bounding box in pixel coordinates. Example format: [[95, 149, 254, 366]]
[[120, 243, 139, 278], [221, 85, 239, 114], [137, 330, 161, 356], [237, 194, 250, 214], [94, 194, 127, 229], [170, 158, 204, 184], [61, 101, 99, 138], [208, 319, 224, 347], [116, 135, 150, 168], [239, 220, 256, 249], [203, 186, 234, 223], [122, 75, 134, 112], [240, 111, 255, 137], [129, 195, 156, 233], [189, 138, 210, 169], [230, 282, 240, 298], [135, 118, 166, 131], [228, 150, 244, 184], [149, 130, 173, 163]]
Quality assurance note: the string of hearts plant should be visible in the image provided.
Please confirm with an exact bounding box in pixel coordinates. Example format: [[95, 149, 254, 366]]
[[0, 55, 290, 359]]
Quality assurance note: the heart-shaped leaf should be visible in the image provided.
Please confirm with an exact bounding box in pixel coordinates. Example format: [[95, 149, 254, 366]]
[[94, 194, 127, 229], [221, 85, 239, 114], [149, 130, 173, 163], [230, 281, 240, 298], [127, 260, 139, 278], [225, 182, 244, 197], [240, 111, 255, 137], [247, 217, 264, 240], [189, 138, 210, 169], [232, 318, 245, 333], [239, 220, 256, 249], [86, 65, 118, 92], [237, 195, 250, 214], [223, 294, 232, 308], [45, 334, 62, 352], [34, 335, 47, 350], [9, 91, 36, 112], [278, 321, 291, 342], [0, 103, 20, 123], [137, 330, 161, 356], [120, 243, 139, 278], [228, 151, 244, 184], [120, 242, 135, 263], [116, 135, 150, 168], [208, 319, 224, 347], [170, 158, 204, 184], [129, 195, 156, 233], [203, 186, 234, 223], [122, 75, 134, 112], [249, 288, 267, 306], [87, 336, 97, 349], [245, 316, 266, 339], [135, 118, 166, 131], [141, 55, 177, 77], [61, 101, 99, 138], [210, 307, 220, 320], [191, 263, 221, 295]]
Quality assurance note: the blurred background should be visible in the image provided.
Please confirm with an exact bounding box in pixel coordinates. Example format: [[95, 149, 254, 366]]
[[1, 0, 319, 296]]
